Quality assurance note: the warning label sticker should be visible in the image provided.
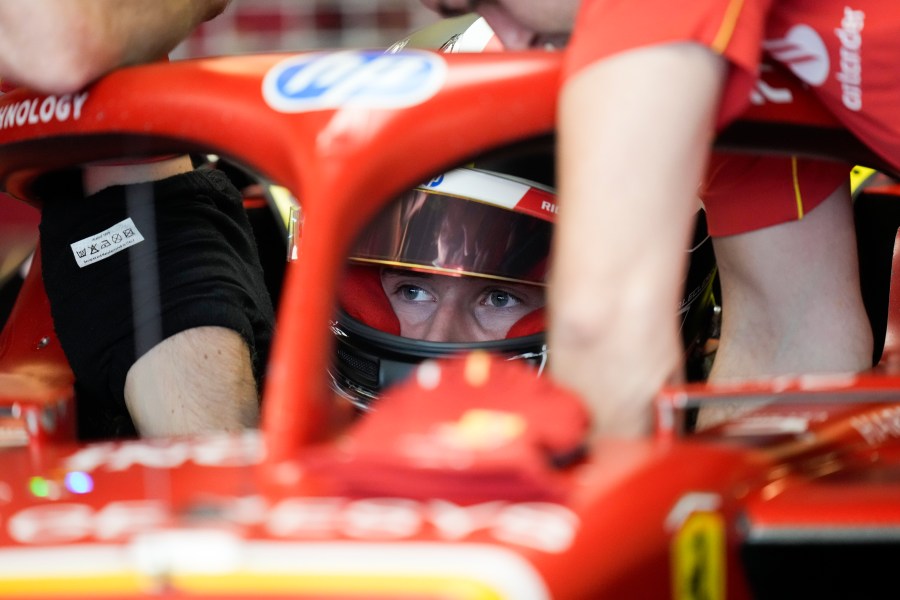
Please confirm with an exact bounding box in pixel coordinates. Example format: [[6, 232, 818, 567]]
[[70, 217, 144, 268]]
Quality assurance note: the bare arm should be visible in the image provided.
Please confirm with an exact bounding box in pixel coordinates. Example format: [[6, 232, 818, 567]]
[[0, 0, 229, 93], [549, 43, 726, 438], [125, 327, 259, 437]]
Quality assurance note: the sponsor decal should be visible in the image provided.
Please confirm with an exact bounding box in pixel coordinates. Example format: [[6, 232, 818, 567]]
[[539, 199, 559, 215], [760, 10, 866, 112], [835, 7, 865, 111], [420, 168, 556, 221], [0, 92, 89, 130], [52, 436, 578, 552], [431, 409, 526, 452], [515, 188, 556, 221], [671, 511, 725, 600], [851, 405, 900, 446], [262, 50, 446, 112], [63, 431, 262, 472], [423, 174, 444, 188], [7, 496, 578, 553], [750, 64, 794, 106], [70, 217, 144, 268], [763, 25, 830, 87]]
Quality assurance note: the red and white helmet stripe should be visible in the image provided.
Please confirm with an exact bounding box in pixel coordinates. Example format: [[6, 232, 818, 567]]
[[419, 168, 555, 222]]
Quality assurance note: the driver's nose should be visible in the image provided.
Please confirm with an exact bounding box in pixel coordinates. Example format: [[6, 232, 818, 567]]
[[420, 300, 472, 343]]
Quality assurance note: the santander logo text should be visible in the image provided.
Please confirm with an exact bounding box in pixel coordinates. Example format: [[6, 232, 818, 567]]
[[761, 9, 866, 112], [835, 7, 865, 111], [762, 24, 830, 87]]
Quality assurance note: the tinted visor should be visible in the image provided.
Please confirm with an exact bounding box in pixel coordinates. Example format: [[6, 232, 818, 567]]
[[349, 189, 552, 285]]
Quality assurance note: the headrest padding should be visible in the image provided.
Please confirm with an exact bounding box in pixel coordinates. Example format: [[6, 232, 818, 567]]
[[339, 266, 401, 335]]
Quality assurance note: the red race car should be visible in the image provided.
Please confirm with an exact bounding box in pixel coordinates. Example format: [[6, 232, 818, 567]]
[[0, 42, 897, 600]]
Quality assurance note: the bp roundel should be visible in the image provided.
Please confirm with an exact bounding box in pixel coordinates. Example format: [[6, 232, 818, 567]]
[[262, 50, 447, 112]]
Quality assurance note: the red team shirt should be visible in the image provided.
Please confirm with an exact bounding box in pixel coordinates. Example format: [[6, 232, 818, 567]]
[[564, 0, 896, 236]]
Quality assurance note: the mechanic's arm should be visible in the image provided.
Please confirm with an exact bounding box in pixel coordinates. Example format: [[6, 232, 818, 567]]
[[549, 42, 726, 438], [0, 0, 229, 94]]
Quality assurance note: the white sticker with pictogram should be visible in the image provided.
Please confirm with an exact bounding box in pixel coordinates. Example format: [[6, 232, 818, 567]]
[[70, 217, 144, 268]]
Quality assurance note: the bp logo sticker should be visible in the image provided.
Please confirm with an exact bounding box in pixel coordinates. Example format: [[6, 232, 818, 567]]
[[423, 174, 444, 188], [262, 50, 447, 112]]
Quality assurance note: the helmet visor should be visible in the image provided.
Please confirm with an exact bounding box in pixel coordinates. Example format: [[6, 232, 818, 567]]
[[349, 188, 552, 286]]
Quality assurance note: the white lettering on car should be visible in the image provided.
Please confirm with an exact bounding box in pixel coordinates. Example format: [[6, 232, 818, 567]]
[[851, 405, 900, 446], [264, 497, 578, 552], [7, 503, 95, 545], [64, 431, 263, 472], [0, 92, 89, 130], [54, 436, 578, 553], [8, 496, 579, 553]]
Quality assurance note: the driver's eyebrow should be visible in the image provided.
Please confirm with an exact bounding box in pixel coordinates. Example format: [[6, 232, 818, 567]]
[[436, 0, 480, 17]]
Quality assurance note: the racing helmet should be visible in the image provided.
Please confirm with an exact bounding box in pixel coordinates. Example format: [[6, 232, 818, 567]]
[[332, 167, 553, 409], [331, 165, 719, 409], [329, 16, 719, 408]]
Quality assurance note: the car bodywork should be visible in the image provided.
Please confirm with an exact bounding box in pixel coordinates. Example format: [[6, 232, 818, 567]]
[[0, 50, 898, 599]]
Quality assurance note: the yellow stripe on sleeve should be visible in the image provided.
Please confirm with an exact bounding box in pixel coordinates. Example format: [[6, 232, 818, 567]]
[[791, 155, 804, 220], [712, 0, 747, 54]]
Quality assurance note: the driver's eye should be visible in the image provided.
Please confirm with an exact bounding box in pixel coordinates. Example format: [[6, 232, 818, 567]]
[[400, 285, 429, 302], [486, 290, 518, 308]]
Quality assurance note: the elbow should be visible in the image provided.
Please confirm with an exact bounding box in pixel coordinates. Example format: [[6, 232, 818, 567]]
[[18, 20, 121, 94], [43, 35, 121, 93], [27, 61, 105, 95]]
